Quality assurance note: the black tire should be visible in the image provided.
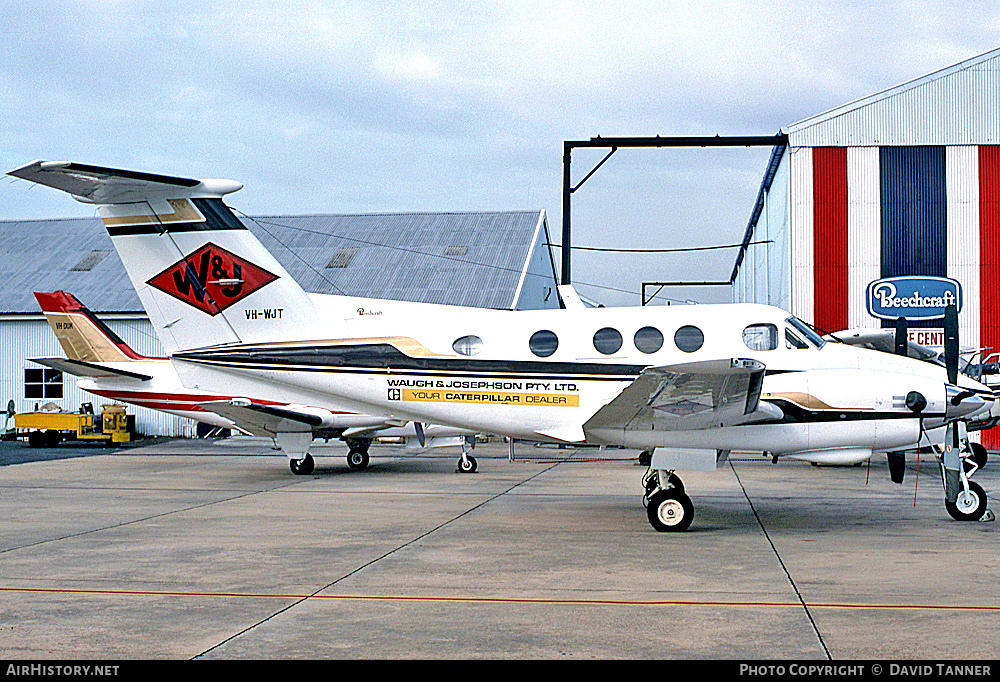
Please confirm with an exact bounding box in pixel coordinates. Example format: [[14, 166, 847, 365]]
[[647, 489, 694, 532], [347, 449, 370, 470], [27, 431, 43, 448], [945, 480, 988, 521], [970, 442, 988, 469], [289, 454, 315, 475], [457, 455, 477, 473]]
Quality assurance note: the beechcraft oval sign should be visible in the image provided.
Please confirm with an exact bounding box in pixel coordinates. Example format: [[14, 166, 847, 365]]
[[146, 242, 278, 316], [865, 276, 962, 321]]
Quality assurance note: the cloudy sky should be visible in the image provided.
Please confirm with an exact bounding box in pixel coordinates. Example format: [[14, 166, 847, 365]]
[[3, 0, 999, 306]]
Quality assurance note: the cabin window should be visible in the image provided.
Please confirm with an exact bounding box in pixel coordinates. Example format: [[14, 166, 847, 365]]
[[593, 327, 623, 355], [453, 335, 483, 356], [673, 325, 704, 353], [743, 323, 778, 351], [24, 368, 62, 400], [634, 326, 664, 354], [785, 328, 809, 349], [529, 330, 559, 357]]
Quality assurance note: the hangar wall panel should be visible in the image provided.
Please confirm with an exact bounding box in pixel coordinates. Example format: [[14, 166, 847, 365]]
[[980, 146, 1000, 364], [812, 147, 849, 332], [946, 146, 981, 351], [847, 147, 881, 328], [790, 147, 814, 323]]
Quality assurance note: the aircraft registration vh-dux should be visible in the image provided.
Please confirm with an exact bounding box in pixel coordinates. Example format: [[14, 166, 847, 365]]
[[9, 160, 996, 531]]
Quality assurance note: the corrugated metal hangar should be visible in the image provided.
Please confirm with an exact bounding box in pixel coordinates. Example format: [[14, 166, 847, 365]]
[[0, 210, 558, 436], [732, 46, 1000, 445]]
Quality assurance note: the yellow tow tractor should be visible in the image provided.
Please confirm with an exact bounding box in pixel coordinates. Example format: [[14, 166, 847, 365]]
[[15, 403, 131, 447]]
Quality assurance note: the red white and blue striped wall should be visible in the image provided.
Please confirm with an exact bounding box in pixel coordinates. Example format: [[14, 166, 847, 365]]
[[792, 145, 1000, 445]]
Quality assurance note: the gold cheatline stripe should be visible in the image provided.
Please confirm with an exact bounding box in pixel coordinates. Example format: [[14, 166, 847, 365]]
[[100, 198, 203, 227], [3, 586, 998, 612]]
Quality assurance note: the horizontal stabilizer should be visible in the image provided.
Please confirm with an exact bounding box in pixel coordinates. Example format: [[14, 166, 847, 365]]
[[29, 357, 152, 381], [8, 161, 242, 204]]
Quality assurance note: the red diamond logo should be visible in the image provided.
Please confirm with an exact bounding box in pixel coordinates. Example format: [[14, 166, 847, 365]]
[[146, 243, 279, 316]]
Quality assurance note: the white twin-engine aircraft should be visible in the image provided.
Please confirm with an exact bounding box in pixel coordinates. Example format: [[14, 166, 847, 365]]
[[29, 291, 477, 472], [9, 160, 996, 531]]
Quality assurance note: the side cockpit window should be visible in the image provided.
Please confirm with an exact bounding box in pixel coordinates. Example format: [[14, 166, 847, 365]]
[[786, 316, 826, 348], [785, 328, 809, 349], [742, 324, 778, 351]]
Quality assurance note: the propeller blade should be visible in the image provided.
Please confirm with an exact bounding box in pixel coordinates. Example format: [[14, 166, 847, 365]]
[[894, 317, 908, 356], [414, 421, 426, 447], [887, 451, 906, 484], [944, 304, 959, 385]]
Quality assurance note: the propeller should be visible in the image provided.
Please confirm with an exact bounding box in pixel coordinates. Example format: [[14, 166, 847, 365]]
[[414, 421, 426, 448], [888, 316, 909, 484], [944, 303, 959, 385]]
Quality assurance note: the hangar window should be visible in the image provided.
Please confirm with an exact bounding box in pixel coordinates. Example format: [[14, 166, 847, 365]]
[[743, 324, 778, 351], [529, 330, 559, 357], [24, 368, 62, 400], [593, 327, 623, 355], [673, 325, 704, 353], [634, 326, 664, 354], [453, 335, 483, 356]]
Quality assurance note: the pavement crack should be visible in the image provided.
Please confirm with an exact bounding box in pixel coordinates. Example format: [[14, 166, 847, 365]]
[[194, 460, 563, 659]]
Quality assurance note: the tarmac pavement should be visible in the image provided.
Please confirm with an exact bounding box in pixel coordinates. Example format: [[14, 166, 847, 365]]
[[0, 436, 997, 660]]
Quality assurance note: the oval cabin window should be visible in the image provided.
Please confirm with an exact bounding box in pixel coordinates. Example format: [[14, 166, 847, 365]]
[[593, 327, 623, 355], [634, 326, 664, 354], [529, 330, 559, 357], [673, 325, 704, 353], [453, 335, 483, 356]]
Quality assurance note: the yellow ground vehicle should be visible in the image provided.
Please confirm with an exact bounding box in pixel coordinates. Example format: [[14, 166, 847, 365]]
[[15, 404, 131, 447]]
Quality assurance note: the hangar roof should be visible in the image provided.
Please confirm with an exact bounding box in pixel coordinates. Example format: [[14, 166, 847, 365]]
[[0, 210, 557, 314], [784, 46, 1000, 147]]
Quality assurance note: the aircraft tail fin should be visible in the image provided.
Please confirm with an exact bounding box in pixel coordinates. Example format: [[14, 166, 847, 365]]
[[11, 161, 320, 354], [33, 291, 153, 363]]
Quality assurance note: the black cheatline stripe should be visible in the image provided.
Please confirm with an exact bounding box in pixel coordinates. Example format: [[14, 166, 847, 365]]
[[175, 343, 648, 378]]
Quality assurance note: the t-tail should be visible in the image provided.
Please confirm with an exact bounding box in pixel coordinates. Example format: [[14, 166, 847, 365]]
[[10, 161, 320, 354]]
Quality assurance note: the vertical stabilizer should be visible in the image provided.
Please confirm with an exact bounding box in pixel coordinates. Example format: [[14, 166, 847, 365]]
[[34, 291, 151, 362], [10, 161, 321, 354]]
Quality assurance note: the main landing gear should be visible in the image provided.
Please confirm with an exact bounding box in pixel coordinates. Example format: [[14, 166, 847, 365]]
[[456, 435, 477, 474], [346, 438, 372, 471], [642, 467, 693, 532]]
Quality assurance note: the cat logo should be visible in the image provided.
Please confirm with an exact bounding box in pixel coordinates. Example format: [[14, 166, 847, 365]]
[[146, 242, 278, 316]]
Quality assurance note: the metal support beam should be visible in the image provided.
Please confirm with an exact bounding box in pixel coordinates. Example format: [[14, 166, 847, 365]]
[[560, 133, 788, 288]]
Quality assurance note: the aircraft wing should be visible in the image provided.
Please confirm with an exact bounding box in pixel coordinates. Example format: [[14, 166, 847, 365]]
[[29, 357, 153, 381], [199, 400, 323, 437], [584, 358, 767, 433]]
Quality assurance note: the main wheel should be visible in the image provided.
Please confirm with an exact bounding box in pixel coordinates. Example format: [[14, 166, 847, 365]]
[[457, 455, 477, 473], [646, 489, 694, 532], [945, 480, 988, 521], [347, 448, 370, 470], [289, 454, 315, 475]]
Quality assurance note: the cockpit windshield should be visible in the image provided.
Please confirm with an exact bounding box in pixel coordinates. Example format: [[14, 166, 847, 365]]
[[786, 317, 826, 349]]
